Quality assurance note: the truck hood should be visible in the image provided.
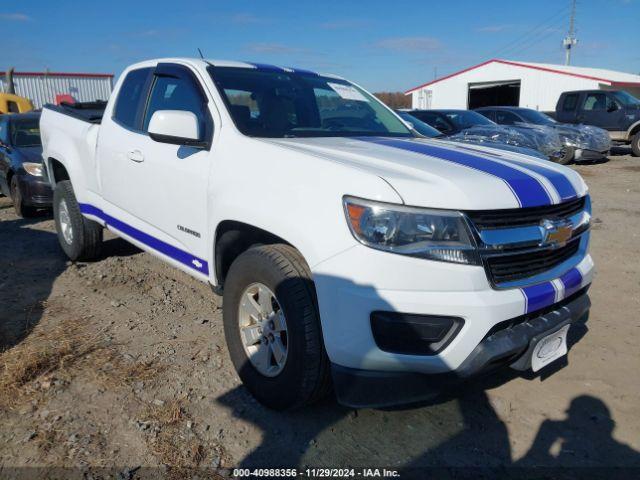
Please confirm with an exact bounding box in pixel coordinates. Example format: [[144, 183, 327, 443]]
[[261, 136, 587, 210]]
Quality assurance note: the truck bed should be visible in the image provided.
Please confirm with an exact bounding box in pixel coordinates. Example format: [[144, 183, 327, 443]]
[[43, 101, 107, 124]]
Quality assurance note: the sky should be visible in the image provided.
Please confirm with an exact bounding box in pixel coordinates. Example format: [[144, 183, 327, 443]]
[[3, 0, 639, 92]]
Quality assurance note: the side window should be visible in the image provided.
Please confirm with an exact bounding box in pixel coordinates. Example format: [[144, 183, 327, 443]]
[[583, 93, 607, 111], [478, 110, 495, 122], [143, 74, 209, 140], [495, 111, 520, 125], [7, 101, 20, 113], [113, 67, 153, 130], [417, 113, 452, 133], [562, 94, 579, 111]]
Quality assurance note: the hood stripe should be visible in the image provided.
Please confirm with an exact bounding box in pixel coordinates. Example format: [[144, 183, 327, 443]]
[[358, 137, 552, 207]]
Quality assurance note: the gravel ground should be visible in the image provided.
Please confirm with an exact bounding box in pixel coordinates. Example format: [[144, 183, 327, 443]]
[[1, 149, 639, 476]]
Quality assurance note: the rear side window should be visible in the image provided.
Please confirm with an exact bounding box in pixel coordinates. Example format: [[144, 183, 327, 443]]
[[113, 68, 152, 129], [143, 74, 209, 139], [7, 101, 20, 113], [0, 119, 8, 144], [562, 94, 579, 111]]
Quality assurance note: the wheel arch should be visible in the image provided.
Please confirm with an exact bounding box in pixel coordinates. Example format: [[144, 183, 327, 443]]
[[46, 157, 71, 186], [628, 120, 640, 138], [213, 220, 298, 288]]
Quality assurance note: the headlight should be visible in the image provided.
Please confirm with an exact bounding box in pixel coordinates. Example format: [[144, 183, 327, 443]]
[[23, 162, 43, 177], [343, 196, 480, 265]]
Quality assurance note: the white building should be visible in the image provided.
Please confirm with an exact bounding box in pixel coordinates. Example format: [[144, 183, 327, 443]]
[[0, 70, 113, 109], [406, 59, 640, 112]]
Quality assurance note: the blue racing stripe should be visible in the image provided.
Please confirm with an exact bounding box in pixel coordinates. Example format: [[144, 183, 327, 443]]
[[359, 138, 552, 207], [79, 204, 209, 276], [522, 281, 556, 313], [560, 267, 583, 297]]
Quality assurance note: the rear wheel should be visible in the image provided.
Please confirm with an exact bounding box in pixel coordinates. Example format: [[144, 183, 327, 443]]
[[10, 176, 38, 218], [631, 132, 640, 157], [53, 180, 103, 261], [551, 146, 574, 165], [223, 244, 331, 410]]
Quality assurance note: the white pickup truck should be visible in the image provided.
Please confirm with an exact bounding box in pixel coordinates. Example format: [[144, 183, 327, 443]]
[[40, 58, 594, 409]]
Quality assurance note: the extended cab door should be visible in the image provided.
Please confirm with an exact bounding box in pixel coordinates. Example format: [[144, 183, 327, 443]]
[[578, 92, 624, 130], [97, 63, 214, 276]]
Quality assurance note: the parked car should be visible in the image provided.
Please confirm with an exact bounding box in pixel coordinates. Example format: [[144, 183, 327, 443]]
[[0, 112, 51, 217], [396, 110, 549, 160], [555, 90, 640, 156], [41, 58, 593, 409], [476, 106, 611, 164], [409, 109, 564, 162]]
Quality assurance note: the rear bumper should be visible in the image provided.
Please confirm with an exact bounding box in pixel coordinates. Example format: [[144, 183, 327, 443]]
[[332, 290, 590, 408], [17, 174, 52, 207]]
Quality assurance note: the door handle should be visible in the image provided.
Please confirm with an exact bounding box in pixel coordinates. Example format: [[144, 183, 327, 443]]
[[127, 150, 144, 163]]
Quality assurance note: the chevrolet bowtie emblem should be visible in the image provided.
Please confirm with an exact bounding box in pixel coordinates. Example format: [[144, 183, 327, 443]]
[[540, 219, 573, 247]]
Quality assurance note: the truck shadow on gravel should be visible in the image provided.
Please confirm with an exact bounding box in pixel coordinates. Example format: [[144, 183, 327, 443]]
[[215, 275, 640, 473], [0, 216, 140, 351]]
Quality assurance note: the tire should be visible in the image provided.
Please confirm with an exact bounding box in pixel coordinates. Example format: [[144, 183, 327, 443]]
[[10, 175, 38, 218], [551, 146, 575, 165], [631, 132, 640, 157], [53, 180, 103, 261], [223, 244, 331, 410]]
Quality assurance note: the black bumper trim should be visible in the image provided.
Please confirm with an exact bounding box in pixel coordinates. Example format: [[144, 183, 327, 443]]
[[331, 292, 590, 409]]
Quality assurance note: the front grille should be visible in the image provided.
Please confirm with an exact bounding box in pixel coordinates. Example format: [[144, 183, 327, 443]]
[[486, 239, 580, 284], [467, 197, 585, 230]]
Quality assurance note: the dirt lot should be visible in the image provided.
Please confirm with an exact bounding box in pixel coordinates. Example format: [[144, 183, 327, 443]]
[[1, 149, 639, 477]]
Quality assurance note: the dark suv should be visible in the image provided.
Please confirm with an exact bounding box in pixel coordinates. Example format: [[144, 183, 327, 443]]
[[555, 90, 640, 156]]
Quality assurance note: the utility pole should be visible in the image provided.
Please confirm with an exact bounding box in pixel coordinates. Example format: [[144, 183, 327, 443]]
[[563, 0, 577, 65]]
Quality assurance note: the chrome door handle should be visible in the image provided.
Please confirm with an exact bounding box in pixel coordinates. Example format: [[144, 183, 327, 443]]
[[127, 150, 144, 162]]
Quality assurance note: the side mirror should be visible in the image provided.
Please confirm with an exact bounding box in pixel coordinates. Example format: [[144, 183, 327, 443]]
[[148, 110, 207, 148]]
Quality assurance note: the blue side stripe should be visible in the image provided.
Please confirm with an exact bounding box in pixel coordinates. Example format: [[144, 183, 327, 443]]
[[560, 267, 583, 297], [522, 281, 556, 313], [79, 204, 209, 275], [358, 137, 552, 207]]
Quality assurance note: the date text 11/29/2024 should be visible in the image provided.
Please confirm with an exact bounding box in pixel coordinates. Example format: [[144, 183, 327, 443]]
[[232, 468, 400, 478]]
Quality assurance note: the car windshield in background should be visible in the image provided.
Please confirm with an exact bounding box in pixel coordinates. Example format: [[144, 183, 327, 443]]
[[443, 110, 494, 129], [518, 109, 556, 125], [209, 67, 412, 138], [396, 111, 442, 138], [611, 91, 640, 106], [11, 120, 42, 147]]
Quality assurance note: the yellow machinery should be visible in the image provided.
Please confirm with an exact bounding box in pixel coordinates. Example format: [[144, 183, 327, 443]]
[[0, 93, 34, 114]]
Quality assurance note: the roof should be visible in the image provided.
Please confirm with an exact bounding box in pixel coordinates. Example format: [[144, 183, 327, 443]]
[[0, 71, 113, 78], [405, 59, 640, 94]]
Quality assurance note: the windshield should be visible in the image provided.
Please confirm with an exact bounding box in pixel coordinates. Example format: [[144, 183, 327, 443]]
[[611, 91, 640, 106], [396, 111, 442, 137], [210, 66, 412, 138], [11, 119, 41, 147], [442, 110, 494, 129], [517, 109, 556, 125]]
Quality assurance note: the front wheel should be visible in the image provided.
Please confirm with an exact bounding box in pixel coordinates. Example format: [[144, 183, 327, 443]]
[[222, 244, 331, 410], [53, 180, 103, 261], [631, 132, 640, 157], [551, 146, 575, 165], [10, 176, 38, 218]]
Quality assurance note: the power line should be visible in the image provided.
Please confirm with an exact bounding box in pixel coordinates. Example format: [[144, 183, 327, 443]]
[[489, 4, 572, 59], [499, 16, 569, 59]]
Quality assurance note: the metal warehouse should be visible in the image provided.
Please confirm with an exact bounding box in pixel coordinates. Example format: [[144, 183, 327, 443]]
[[0, 70, 113, 109], [406, 59, 640, 112]]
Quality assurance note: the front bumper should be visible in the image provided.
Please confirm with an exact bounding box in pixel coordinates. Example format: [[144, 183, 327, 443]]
[[332, 290, 590, 408], [17, 174, 53, 207], [574, 148, 609, 161]]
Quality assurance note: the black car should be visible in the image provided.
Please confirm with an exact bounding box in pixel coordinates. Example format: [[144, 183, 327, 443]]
[[476, 106, 611, 163], [409, 109, 564, 161], [0, 112, 51, 217]]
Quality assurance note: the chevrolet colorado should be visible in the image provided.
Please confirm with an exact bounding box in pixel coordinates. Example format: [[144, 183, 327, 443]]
[[40, 58, 594, 409]]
